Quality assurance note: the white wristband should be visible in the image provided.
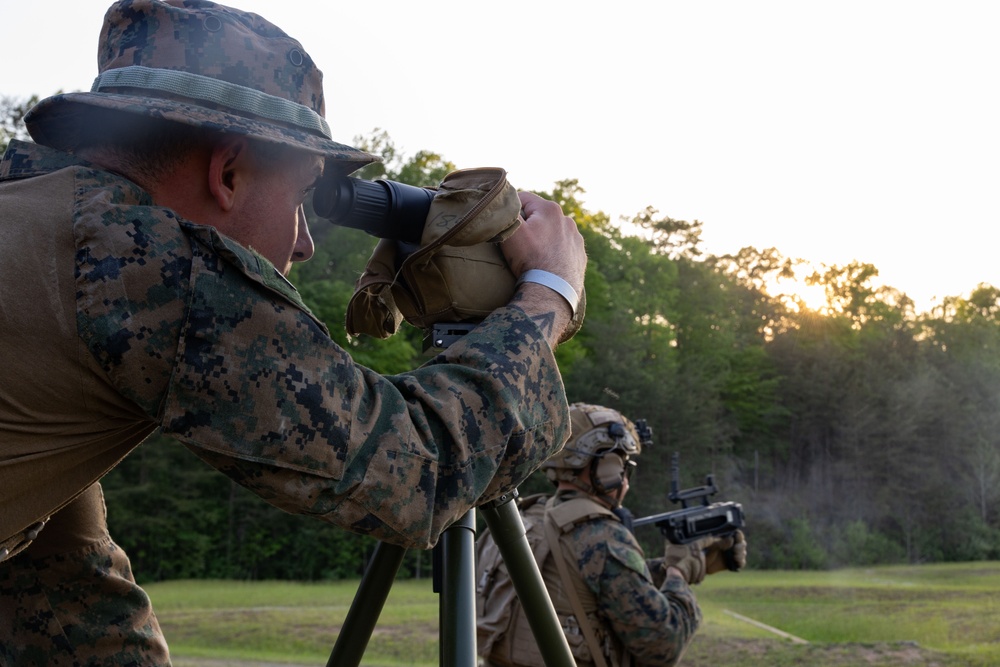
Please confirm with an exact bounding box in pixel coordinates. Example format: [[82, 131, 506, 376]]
[[516, 269, 579, 317]]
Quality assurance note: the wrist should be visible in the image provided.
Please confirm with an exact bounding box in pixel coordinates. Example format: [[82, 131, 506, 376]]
[[516, 269, 580, 317], [510, 283, 573, 347]]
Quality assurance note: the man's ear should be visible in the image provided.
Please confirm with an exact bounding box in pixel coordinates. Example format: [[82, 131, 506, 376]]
[[207, 137, 251, 212]]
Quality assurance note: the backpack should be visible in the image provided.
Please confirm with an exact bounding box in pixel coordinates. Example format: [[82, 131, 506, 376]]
[[475, 493, 624, 667]]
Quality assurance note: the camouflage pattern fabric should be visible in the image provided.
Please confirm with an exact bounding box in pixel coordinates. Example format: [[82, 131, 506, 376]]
[[481, 490, 701, 667], [0, 538, 169, 667], [564, 503, 700, 667], [0, 140, 569, 659], [0, 485, 169, 666], [25, 0, 377, 174]]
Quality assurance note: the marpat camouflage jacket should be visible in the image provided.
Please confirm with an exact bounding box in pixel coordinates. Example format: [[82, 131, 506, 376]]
[[0, 140, 570, 552]]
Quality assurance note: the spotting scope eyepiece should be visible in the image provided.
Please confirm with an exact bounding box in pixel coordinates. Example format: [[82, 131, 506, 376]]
[[312, 174, 435, 244]]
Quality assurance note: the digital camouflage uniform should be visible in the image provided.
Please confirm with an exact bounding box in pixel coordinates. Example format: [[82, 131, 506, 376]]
[[0, 1, 571, 663], [0, 137, 568, 665], [478, 490, 701, 667]]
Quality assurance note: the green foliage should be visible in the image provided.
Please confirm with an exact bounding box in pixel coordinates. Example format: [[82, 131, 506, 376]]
[[829, 520, 906, 566], [349, 127, 456, 186], [293, 274, 422, 374], [1, 94, 38, 153], [769, 518, 829, 570], [935, 509, 1000, 562], [102, 433, 382, 582]]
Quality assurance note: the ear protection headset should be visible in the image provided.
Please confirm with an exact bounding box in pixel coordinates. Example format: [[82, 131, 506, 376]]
[[592, 452, 628, 493], [589, 422, 635, 495]]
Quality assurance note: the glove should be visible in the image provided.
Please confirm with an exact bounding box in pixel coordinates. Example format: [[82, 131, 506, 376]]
[[664, 531, 747, 584], [705, 529, 747, 574], [663, 540, 707, 585]]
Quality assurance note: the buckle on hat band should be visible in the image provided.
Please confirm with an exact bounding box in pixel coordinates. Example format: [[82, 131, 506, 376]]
[[91, 65, 332, 139]]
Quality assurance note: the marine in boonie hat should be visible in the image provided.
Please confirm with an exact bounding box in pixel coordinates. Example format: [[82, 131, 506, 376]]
[[24, 0, 376, 177]]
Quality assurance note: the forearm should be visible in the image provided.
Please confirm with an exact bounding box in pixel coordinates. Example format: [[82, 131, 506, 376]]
[[174, 305, 569, 549], [508, 283, 575, 349]]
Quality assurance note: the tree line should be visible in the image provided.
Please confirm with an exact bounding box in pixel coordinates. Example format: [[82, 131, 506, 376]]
[[4, 99, 998, 581]]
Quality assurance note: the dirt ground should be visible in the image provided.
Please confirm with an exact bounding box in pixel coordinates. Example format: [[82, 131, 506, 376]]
[[170, 640, 966, 667], [173, 662, 303, 667]]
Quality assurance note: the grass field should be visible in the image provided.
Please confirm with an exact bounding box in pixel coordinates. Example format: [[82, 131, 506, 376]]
[[148, 561, 1000, 667]]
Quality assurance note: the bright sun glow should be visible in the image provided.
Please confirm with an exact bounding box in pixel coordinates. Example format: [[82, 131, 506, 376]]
[[766, 275, 829, 313]]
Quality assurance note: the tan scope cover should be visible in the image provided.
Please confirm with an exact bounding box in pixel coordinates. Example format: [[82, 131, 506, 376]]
[[346, 167, 521, 338]]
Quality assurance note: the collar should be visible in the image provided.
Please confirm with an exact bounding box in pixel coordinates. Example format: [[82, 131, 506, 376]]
[[0, 140, 89, 181]]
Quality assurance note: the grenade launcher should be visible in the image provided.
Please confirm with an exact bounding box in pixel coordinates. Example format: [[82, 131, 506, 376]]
[[633, 452, 745, 550]]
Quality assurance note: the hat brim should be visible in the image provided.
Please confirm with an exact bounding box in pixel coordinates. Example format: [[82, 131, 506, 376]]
[[25, 92, 379, 178]]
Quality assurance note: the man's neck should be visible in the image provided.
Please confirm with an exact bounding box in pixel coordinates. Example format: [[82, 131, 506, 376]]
[[556, 482, 615, 509]]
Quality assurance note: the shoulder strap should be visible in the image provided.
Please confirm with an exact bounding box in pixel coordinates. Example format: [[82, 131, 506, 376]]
[[546, 493, 615, 528], [543, 497, 610, 667]]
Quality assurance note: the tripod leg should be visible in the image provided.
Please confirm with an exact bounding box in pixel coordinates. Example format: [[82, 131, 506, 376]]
[[437, 510, 478, 667], [480, 492, 576, 667], [326, 541, 407, 667]]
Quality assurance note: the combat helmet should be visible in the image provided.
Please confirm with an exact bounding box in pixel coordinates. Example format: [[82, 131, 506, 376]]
[[544, 403, 646, 496]]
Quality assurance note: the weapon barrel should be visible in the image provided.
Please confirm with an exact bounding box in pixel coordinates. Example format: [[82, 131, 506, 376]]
[[632, 512, 673, 529]]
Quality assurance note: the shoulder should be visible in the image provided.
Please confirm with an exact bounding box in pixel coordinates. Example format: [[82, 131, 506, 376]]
[[568, 512, 649, 578]]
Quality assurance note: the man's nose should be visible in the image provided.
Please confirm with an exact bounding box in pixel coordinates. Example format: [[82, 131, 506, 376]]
[[293, 204, 315, 262]]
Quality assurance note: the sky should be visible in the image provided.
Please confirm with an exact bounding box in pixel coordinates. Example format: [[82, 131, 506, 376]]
[[5, 1, 999, 313]]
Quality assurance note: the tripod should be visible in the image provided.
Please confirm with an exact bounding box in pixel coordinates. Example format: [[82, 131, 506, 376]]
[[325, 322, 575, 666], [325, 490, 576, 666]]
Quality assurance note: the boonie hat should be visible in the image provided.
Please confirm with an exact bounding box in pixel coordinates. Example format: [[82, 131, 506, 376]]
[[25, 0, 376, 176]]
